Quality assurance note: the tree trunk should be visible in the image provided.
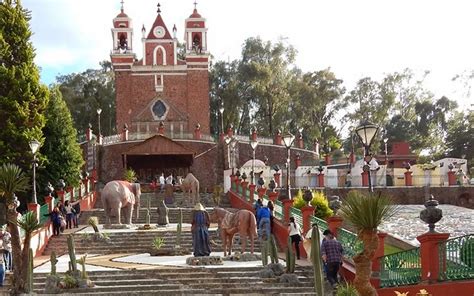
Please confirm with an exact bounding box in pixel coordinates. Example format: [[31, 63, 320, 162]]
[[7, 205, 25, 294], [353, 229, 379, 296]]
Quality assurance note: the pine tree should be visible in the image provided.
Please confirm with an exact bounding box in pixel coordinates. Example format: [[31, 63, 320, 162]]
[[0, 0, 49, 170], [0, 1, 49, 293], [39, 87, 84, 190]]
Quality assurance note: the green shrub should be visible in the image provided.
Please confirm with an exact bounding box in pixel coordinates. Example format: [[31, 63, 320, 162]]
[[152, 237, 165, 250], [460, 238, 474, 268], [62, 274, 78, 289], [123, 168, 137, 183], [292, 190, 333, 219], [336, 282, 359, 296]]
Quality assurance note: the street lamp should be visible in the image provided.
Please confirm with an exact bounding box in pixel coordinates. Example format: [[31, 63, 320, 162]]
[[29, 139, 41, 204], [250, 140, 259, 185], [355, 121, 379, 192], [219, 104, 224, 135], [97, 108, 102, 136], [225, 136, 237, 175], [282, 133, 295, 199]]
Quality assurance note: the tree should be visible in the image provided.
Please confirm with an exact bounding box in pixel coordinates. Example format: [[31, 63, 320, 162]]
[[0, 163, 30, 294], [339, 190, 398, 296], [0, 0, 49, 172], [445, 110, 473, 163], [39, 87, 85, 190], [57, 61, 115, 136]]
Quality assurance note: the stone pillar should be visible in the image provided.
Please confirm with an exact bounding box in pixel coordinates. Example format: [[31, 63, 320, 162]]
[[45, 195, 54, 213], [56, 190, 65, 204], [273, 173, 281, 188], [249, 184, 256, 204], [274, 131, 282, 145], [121, 124, 129, 141], [371, 232, 388, 288], [257, 187, 266, 198], [27, 203, 40, 223], [97, 134, 103, 145], [301, 206, 314, 235], [251, 130, 257, 141], [268, 191, 278, 202], [447, 171, 456, 186], [295, 154, 301, 168], [325, 154, 331, 165], [227, 126, 234, 137], [404, 171, 413, 186], [327, 216, 343, 237], [194, 124, 201, 140], [68, 187, 75, 202], [297, 135, 304, 149], [282, 199, 294, 224], [241, 181, 249, 198], [86, 127, 93, 141], [235, 178, 242, 192], [417, 232, 450, 283], [318, 173, 325, 188], [362, 171, 369, 187]]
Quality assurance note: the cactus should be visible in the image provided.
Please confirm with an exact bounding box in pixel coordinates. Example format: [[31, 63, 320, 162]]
[[286, 236, 295, 273], [50, 251, 58, 275], [261, 238, 268, 266], [312, 225, 325, 296], [176, 208, 182, 247], [67, 234, 77, 272], [27, 248, 33, 293], [77, 254, 88, 279], [269, 234, 279, 264]]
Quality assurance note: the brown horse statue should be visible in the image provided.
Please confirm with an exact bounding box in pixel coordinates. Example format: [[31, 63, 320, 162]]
[[210, 207, 257, 256], [178, 173, 200, 205]]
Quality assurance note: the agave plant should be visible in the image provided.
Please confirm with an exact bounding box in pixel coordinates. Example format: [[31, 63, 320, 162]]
[[339, 190, 399, 296], [123, 168, 137, 183], [336, 282, 359, 296], [152, 236, 165, 250]]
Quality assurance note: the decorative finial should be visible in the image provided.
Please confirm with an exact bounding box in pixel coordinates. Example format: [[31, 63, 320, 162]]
[[194, 0, 198, 9], [157, 2, 161, 14], [120, 0, 124, 12]]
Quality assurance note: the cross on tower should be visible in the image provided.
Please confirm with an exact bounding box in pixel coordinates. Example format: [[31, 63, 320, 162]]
[[120, 0, 124, 12], [194, 0, 198, 9], [157, 2, 161, 14]]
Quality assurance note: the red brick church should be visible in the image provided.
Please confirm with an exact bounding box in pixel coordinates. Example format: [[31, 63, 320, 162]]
[[111, 2, 210, 134]]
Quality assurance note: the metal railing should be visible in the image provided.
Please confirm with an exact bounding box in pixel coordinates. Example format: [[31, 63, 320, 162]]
[[39, 204, 49, 224], [310, 215, 328, 231], [338, 227, 363, 259], [274, 200, 284, 221], [289, 207, 303, 228], [439, 234, 474, 281], [64, 191, 71, 202], [380, 247, 422, 287]]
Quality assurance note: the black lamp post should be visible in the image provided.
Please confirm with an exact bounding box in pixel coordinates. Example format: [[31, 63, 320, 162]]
[[383, 137, 388, 186], [250, 140, 259, 185], [355, 121, 379, 192], [282, 133, 295, 199], [29, 139, 41, 204]]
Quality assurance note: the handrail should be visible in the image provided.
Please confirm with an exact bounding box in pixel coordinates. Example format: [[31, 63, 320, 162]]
[[380, 247, 422, 287], [338, 227, 363, 259], [274, 200, 284, 221], [289, 207, 303, 228], [439, 234, 474, 281]]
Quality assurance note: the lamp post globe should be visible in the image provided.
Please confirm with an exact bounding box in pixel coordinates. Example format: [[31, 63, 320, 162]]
[[282, 133, 295, 199], [97, 108, 102, 136], [250, 140, 259, 185], [218, 105, 224, 135], [29, 139, 41, 204], [355, 121, 379, 192]]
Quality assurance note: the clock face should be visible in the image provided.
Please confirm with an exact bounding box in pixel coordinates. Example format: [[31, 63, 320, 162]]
[[153, 26, 165, 38]]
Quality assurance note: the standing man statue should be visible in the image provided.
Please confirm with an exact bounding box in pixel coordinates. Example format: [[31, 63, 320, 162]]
[[191, 203, 211, 257]]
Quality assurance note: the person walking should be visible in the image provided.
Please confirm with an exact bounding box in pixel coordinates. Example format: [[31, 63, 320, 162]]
[[1, 227, 12, 272], [321, 229, 343, 289], [288, 216, 302, 260], [256, 204, 271, 240], [191, 203, 211, 256], [64, 200, 81, 230], [44, 207, 63, 236], [73, 202, 81, 228]]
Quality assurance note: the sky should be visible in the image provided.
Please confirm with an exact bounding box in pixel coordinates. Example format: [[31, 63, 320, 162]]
[[24, 0, 474, 109]]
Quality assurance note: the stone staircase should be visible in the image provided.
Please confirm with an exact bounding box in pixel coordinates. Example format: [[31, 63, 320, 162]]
[[32, 266, 329, 295]]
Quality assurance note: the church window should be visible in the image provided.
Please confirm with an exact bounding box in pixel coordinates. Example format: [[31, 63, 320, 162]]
[[152, 100, 167, 119]]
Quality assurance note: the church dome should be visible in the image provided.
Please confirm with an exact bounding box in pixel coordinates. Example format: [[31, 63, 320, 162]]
[[189, 9, 201, 18], [116, 11, 129, 18]]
